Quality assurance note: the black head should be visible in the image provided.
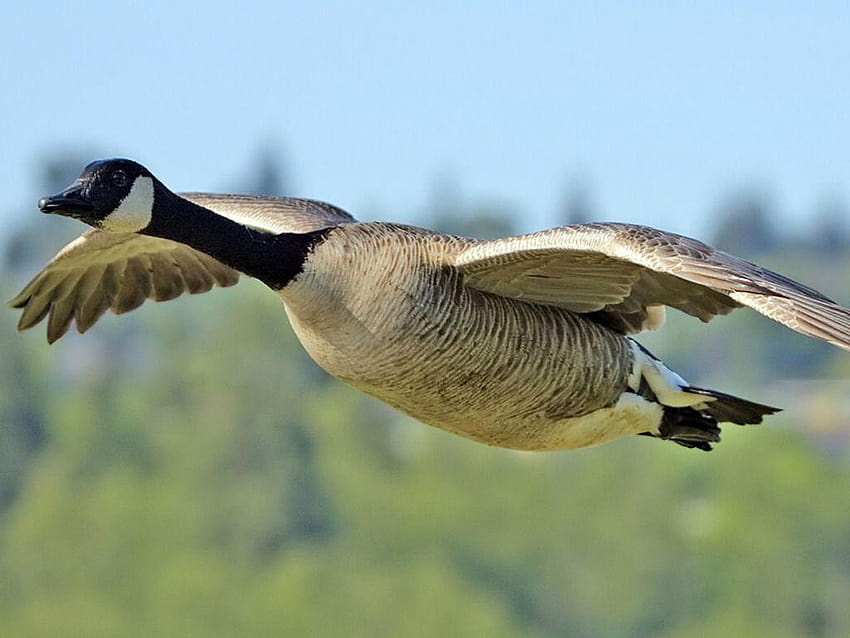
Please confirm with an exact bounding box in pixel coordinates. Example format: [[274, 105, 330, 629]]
[[39, 158, 158, 232]]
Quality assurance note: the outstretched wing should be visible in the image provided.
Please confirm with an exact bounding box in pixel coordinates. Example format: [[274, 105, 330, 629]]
[[9, 194, 356, 343], [9, 231, 239, 343], [453, 222, 850, 350]]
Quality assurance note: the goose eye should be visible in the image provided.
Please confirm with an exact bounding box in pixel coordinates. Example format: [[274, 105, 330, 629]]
[[111, 169, 128, 187]]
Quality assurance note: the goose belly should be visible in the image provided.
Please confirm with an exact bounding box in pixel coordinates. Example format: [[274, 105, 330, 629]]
[[282, 263, 645, 450]]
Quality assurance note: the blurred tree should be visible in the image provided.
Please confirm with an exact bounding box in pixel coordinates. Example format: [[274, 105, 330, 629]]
[[557, 176, 595, 227], [711, 190, 779, 256], [0, 150, 98, 512], [811, 196, 849, 257], [0, 315, 47, 512], [425, 170, 516, 239], [238, 142, 289, 196]]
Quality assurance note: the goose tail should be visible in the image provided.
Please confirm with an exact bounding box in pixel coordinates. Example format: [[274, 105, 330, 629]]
[[652, 389, 780, 452], [629, 339, 780, 451]]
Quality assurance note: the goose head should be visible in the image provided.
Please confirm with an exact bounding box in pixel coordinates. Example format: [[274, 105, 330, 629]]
[[39, 158, 158, 233]]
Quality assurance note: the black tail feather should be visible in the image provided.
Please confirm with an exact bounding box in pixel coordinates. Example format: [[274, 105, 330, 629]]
[[683, 386, 781, 425], [657, 406, 721, 452], [640, 387, 781, 452]]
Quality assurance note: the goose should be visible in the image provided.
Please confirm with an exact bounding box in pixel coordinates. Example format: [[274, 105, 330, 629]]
[[10, 159, 850, 452]]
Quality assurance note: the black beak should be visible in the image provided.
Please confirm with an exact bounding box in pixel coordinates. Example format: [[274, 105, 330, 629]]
[[38, 185, 94, 219]]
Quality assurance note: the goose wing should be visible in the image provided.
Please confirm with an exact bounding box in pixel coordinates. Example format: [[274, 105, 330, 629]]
[[9, 194, 356, 343], [180, 193, 356, 233], [453, 222, 850, 350], [9, 231, 240, 343]]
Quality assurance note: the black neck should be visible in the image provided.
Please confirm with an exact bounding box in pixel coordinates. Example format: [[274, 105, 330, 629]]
[[142, 189, 329, 289]]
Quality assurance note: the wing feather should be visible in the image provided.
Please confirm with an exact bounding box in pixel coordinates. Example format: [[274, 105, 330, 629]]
[[180, 193, 355, 233], [454, 222, 850, 350]]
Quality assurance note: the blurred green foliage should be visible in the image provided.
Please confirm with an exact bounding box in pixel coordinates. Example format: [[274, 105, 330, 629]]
[[2, 154, 850, 637]]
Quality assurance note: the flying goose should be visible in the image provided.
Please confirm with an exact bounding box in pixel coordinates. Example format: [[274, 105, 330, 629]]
[[10, 159, 850, 452]]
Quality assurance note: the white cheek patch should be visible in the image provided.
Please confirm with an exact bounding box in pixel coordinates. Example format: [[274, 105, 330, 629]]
[[101, 176, 155, 233]]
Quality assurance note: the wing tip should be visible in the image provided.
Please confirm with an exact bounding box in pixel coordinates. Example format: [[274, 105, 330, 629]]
[[7, 292, 29, 309]]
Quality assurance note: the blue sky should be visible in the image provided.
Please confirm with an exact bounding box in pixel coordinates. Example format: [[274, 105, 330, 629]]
[[1, 2, 848, 237]]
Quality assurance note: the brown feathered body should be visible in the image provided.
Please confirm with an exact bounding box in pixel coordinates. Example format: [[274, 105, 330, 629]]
[[282, 223, 641, 450]]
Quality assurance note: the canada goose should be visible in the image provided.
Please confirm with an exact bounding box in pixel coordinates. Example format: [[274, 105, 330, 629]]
[[10, 159, 850, 452]]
